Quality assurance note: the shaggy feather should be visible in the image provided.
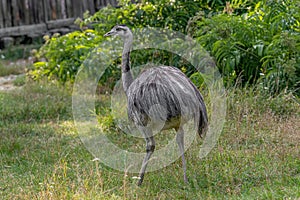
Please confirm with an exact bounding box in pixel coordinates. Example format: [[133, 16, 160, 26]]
[[104, 25, 208, 185]]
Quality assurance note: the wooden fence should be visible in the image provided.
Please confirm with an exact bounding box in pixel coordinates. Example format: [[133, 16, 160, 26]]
[[0, 0, 118, 29]]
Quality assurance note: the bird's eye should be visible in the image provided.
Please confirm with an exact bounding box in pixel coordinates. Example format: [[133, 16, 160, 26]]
[[116, 28, 121, 31]]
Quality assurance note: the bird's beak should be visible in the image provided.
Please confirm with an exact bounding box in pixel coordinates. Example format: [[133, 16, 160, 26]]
[[104, 30, 116, 37]]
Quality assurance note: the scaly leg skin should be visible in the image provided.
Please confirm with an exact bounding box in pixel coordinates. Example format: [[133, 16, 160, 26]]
[[176, 127, 188, 183], [137, 127, 155, 186]]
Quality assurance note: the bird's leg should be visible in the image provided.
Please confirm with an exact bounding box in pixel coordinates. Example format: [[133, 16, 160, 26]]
[[176, 127, 188, 183], [138, 128, 155, 186]]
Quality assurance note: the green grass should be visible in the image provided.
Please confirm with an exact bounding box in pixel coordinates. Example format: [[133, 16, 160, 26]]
[[0, 80, 299, 199], [0, 61, 26, 77], [13, 74, 26, 86], [0, 44, 42, 62]]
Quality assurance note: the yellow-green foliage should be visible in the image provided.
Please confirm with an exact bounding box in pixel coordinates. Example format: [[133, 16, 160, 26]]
[[30, 0, 299, 96]]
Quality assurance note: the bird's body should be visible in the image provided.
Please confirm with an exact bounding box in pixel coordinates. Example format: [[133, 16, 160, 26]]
[[104, 25, 208, 186], [127, 66, 207, 136]]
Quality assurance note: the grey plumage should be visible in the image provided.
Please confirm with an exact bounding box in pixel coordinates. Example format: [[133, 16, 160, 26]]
[[105, 25, 208, 186]]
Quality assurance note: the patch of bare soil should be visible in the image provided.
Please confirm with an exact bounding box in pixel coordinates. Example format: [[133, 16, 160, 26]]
[[0, 75, 19, 91], [0, 58, 33, 91]]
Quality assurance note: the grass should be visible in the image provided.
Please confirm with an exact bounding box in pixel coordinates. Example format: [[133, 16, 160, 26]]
[[13, 74, 27, 86], [0, 44, 42, 62], [0, 79, 299, 199], [0, 61, 26, 77]]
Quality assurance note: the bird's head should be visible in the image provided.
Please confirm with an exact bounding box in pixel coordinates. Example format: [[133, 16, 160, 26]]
[[104, 25, 132, 39]]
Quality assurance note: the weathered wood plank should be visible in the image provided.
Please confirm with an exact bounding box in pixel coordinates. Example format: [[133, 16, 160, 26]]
[[38, 0, 44, 23], [50, 0, 57, 20], [100, 0, 106, 9], [17, 0, 26, 25], [66, 0, 72, 18], [0, 0, 119, 29], [31, 0, 37, 23], [61, 0, 67, 19], [0, 0, 4, 28], [46, 18, 75, 29], [56, 0, 61, 20], [82, 0, 89, 15], [23, 0, 29, 25], [28, 0, 33, 24], [88, 0, 95, 14], [72, 0, 82, 18], [95, 0, 99, 9], [41, 0, 49, 22], [42, 0, 49, 22], [0, 24, 47, 37], [11, 0, 19, 26], [5, 0, 12, 27], [109, 0, 117, 7]]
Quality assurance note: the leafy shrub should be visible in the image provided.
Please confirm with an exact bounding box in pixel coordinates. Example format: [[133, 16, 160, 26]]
[[30, 0, 299, 96], [193, 0, 300, 95], [29, 0, 228, 85], [30, 30, 104, 83]]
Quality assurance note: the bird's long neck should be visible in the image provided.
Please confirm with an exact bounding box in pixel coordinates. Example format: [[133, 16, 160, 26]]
[[122, 35, 134, 95]]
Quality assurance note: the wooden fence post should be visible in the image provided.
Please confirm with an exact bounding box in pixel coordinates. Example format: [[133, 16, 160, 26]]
[[0, 0, 3, 28]]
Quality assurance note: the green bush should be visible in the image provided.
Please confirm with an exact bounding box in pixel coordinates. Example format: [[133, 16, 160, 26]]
[[31, 0, 246, 85], [30, 1, 204, 84], [193, 0, 300, 95], [30, 30, 104, 83], [30, 0, 299, 96]]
